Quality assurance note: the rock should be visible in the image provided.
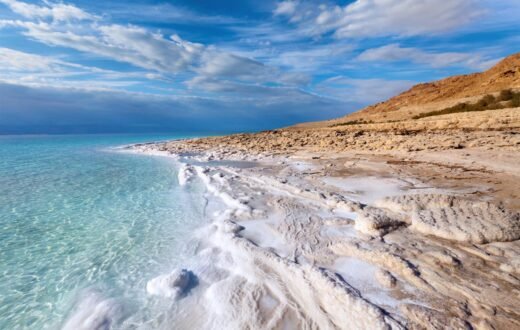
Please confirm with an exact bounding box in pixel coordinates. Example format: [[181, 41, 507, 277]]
[[355, 207, 405, 236], [222, 221, 245, 234], [400, 304, 471, 330], [375, 269, 397, 288], [425, 251, 461, 268]]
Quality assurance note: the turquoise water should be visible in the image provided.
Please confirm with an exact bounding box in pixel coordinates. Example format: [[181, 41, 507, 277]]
[[0, 134, 208, 329]]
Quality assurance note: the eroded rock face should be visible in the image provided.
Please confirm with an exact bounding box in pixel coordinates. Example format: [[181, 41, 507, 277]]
[[382, 194, 520, 243], [400, 304, 471, 330]]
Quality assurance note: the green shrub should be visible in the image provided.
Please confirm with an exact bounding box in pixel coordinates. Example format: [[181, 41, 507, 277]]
[[487, 103, 505, 110], [511, 94, 520, 107], [330, 119, 374, 127], [482, 94, 496, 105], [413, 89, 518, 119], [330, 120, 362, 127], [499, 89, 513, 101]]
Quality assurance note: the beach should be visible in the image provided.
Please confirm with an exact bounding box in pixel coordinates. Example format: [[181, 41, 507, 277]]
[[126, 122, 520, 329], [2, 0, 520, 327]]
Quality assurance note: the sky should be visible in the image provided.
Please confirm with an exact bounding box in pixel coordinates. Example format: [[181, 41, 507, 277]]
[[0, 0, 519, 134]]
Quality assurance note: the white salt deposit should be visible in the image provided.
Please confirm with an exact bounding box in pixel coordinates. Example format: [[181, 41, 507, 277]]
[[122, 142, 520, 329], [118, 144, 179, 159], [146, 269, 195, 299], [323, 176, 407, 204], [62, 290, 123, 330], [237, 218, 293, 258], [382, 194, 520, 243], [321, 223, 358, 239], [332, 257, 400, 308], [177, 164, 194, 186], [194, 166, 251, 213], [354, 207, 405, 236], [290, 161, 317, 172]]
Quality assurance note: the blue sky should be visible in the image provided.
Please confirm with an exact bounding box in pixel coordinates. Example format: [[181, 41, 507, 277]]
[[0, 0, 519, 133]]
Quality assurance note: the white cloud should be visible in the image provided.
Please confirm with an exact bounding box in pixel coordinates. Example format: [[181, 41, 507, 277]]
[[184, 75, 311, 101], [316, 76, 414, 104], [271, 44, 354, 72], [0, 2, 310, 96], [0, 0, 96, 21], [357, 44, 498, 70], [274, 1, 298, 16], [0, 47, 56, 71], [275, 0, 483, 38], [0, 47, 154, 91], [6, 21, 204, 74], [194, 51, 309, 87], [0, 40, 308, 100], [98, 26, 204, 72], [104, 3, 244, 26], [0, 46, 108, 76], [197, 51, 273, 82]]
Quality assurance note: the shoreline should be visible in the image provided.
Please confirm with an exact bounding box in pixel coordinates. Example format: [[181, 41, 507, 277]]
[[125, 129, 520, 329]]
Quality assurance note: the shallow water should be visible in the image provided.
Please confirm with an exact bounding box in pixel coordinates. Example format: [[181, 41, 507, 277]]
[[0, 134, 209, 329]]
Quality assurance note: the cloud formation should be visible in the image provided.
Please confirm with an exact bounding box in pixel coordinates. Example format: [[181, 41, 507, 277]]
[[316, 76, 414, 104], [358, 44, 498, 70], [275, 0, 482, 38], [0, 0, 95, 21], [1, 0, 306, 96], [0, 46, 57, 71], [0, 47, 153, 91]]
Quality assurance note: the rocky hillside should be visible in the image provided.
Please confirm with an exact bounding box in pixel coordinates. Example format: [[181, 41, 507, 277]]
[[357, 53, 520, 114], [301, 52, 520, 128]]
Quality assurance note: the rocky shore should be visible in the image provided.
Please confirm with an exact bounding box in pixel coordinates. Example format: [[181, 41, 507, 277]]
[[129, 114, 520, 328]]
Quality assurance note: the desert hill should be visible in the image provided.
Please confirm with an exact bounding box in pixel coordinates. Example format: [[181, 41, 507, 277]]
[[298, 52, 520, 129]]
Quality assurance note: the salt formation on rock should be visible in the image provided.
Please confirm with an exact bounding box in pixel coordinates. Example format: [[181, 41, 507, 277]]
[[381, 194, 520, 243], [125, 138, 520, 329], [146, 269, 196, 299], [375, 269, 397, 289], [354, 206, 405, 236], [177, 164, 194, 186]]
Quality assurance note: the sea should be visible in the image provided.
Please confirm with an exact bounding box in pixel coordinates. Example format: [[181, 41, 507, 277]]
[[0, 134, 212, 329]]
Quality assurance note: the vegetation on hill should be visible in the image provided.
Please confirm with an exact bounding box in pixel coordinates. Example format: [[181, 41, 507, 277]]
[[330, 119, 373, 127], [352, 53, 520, 118], [300, 53, 520, 129], [412, 89, 520, 120]]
